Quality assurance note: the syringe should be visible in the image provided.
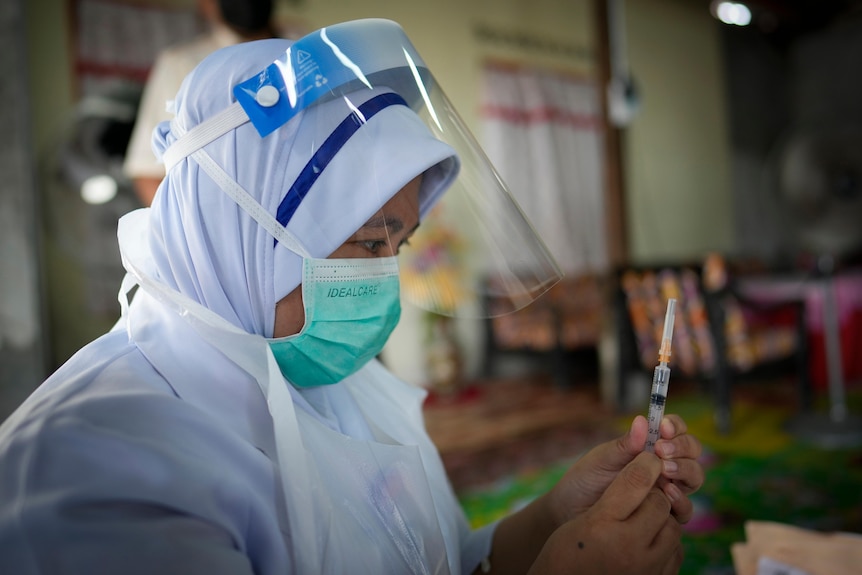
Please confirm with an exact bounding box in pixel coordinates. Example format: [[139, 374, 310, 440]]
[[645, 298, 676, 453]]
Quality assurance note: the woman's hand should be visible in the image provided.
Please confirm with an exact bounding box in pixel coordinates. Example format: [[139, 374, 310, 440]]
[[548, 414, 704, 527], [528, 452, 683, 575], [478, 414, 703, 575]]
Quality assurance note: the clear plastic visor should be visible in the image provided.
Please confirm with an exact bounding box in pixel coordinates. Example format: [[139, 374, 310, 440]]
[[398, 86, 563, 318], [236, 19, 562, 317]]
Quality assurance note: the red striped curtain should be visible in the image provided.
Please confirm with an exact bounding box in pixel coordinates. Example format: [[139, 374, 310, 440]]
[[481, 61, 608, 275]]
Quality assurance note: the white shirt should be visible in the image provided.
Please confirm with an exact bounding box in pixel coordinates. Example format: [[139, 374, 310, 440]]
[[123, 26, 240, 180]]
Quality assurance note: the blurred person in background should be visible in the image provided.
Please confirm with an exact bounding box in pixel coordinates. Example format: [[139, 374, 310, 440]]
[[123, 0, 276, 207]]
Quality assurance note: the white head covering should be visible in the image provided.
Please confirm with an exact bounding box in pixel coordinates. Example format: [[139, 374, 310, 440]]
[[148, 38, 458, 338]]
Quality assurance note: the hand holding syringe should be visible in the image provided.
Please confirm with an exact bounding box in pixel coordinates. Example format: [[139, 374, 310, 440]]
[[645, 298, 676, 453]]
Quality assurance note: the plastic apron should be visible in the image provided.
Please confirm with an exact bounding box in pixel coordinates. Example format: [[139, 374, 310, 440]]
[[117, 208, 454, 574]]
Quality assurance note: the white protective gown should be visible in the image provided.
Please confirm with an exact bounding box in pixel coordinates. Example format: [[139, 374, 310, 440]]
[[0, 38, 495, 575]]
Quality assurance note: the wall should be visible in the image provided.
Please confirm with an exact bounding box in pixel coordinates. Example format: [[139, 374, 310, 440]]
[[721, 22, 790, 262], [724, 12, 862, 263], [277, 0, 596, 136], [20, 0, 732, 388], [624, 0, 733, 264], [0, 0, 48, 422]]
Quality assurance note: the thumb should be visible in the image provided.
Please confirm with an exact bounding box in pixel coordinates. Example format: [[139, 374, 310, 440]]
[[614, 415, 649, 460], [580, 415, 649, 475], [598, 451, 665, 521]]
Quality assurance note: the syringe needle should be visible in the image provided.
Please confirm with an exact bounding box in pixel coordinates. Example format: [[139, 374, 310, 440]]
[[645, 298, 676, 453]]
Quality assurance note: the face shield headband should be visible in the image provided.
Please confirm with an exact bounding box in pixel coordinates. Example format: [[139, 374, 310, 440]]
[[162, 18, 562, 318]]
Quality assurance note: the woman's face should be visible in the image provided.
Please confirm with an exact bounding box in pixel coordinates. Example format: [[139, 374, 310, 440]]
[[272, 175, 422, 338]]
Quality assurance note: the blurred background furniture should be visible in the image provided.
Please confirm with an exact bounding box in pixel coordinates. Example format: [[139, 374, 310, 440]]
[[482, 274, 604, 386], [701, 255, 811, 434], [613, 256, 811, 434], [734, 259, 862, 447]]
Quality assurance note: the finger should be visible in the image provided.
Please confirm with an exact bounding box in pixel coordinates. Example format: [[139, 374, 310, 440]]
[[598, 452, 664, 521], [661, 540, 685, 575], [656, 433, 703, 462], [659, 414, 687, 439], [626, 487, 674, 538], [621, 414, 649, 455], [660, 458, 705, 495], [662, 482, 694, 523], [649, 511, 682, 550]]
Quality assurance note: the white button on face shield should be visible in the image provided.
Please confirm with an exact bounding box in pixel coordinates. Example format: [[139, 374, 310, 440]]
[[165, 18, 562, 318]]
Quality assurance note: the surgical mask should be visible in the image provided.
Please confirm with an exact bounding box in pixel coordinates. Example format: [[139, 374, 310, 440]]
[[269, 256, 401, 388]]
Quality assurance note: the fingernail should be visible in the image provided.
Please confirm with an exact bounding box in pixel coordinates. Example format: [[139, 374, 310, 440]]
[[659, 442, 676, 456], [665, 483, 682, 502], [663, 460, 678, 474], [661, 417, 674, 436]]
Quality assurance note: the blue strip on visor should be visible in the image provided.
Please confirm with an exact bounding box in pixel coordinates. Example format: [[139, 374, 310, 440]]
[[275, 92, 408, 230], [233, 19, 428, 138]]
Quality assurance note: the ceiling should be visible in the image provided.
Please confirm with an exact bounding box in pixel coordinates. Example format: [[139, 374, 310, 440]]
[[710, 0, 862, 43]]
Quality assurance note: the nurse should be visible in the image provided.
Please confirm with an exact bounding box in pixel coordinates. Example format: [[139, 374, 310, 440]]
[[0, 20, 702, 574]]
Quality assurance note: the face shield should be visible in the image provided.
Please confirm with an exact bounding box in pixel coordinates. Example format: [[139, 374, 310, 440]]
[[162, 19, 561, 319]]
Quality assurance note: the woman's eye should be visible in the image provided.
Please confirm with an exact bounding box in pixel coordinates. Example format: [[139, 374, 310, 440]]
[[360, 240, 387, 254]]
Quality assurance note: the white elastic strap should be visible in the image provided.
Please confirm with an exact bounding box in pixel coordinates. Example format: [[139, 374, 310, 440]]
[[192, 148, 313, 259], [115, 272, 139, 335], [162, 102, 249, 172]]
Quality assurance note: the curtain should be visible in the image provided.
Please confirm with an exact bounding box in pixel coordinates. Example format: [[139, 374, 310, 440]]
[[481, 61, 608, 275]]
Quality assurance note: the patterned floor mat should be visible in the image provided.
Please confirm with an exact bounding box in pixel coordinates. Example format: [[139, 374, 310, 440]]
[[432, 380, 862, 574]]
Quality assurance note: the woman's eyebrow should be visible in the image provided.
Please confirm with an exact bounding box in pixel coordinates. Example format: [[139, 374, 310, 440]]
[[362, 214, 404, 234]]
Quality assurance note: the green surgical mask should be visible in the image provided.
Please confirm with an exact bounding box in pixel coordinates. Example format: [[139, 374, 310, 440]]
[[268, 256, 401, 388]]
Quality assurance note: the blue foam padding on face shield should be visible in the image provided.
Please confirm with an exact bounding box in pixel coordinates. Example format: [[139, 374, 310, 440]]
[[275, 92, 408, 232], [233, 19, 429, 138]]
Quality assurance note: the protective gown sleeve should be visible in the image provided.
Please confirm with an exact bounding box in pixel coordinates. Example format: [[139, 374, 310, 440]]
[[0, 363, 284, 575]]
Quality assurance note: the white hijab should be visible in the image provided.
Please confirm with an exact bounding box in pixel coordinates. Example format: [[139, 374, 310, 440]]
[[147, 38, 458, 338]]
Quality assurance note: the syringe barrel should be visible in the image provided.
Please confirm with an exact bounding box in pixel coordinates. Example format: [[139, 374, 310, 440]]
[[645, 364, 670, 452]]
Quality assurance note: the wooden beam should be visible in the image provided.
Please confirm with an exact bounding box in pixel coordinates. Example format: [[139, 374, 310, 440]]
[[594, 0, 629, 266]]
